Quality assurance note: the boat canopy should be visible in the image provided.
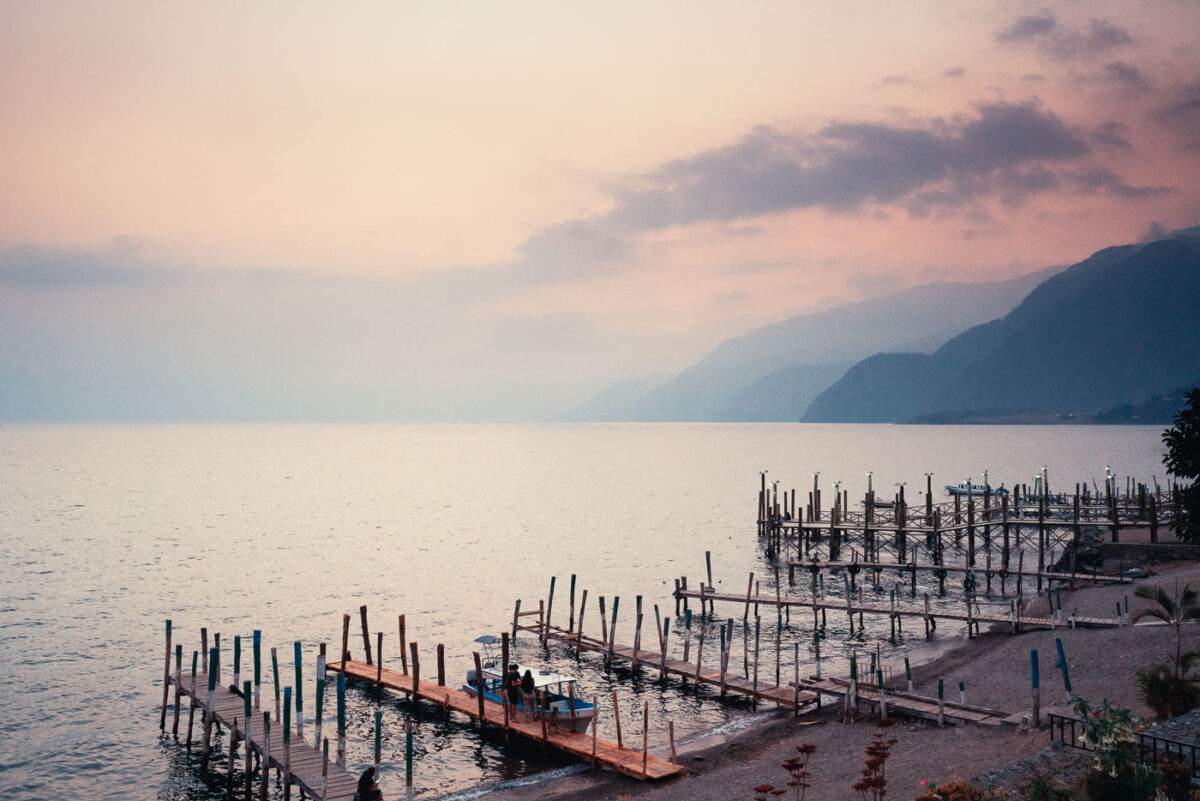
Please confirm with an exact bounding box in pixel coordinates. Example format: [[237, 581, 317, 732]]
[[481, 663, 578, 689]]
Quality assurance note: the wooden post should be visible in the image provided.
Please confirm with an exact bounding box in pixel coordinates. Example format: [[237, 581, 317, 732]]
[[545, 576, 556, 641], [399, 615, 408, 675], [608, 596, 620, 662], [186, 650, 198, 745], [706, 550, 714, 616], [591, 696, 598, 770], [283, 686, 292, 798], [340, 614, 350, 665], [172, 643, 183, 735], [683, 609, 692, 664], [405, 719, 414, 788], [743, 572, 754, 621], [243, 682, 253, 800], [336, 672, 346, 767], [598, 596, 608, 648], [292, 641, 304, 738], [612, 690, 623, 748], [321, 738, 329, 801], [500, 633, 509, 728], [578, 589, 589, 647], [160, 620, 173, 729], [641, 700, 649, 780], [654, 605, 667, 679], [202, 646, 217, 762], [360, 605, 373, 665], [315, 668, 325, 747], [376, 633, 384, 685], [752, 616, 761, 704], [569, 573, 577, 632], [411, 641, 421, 697], [201, 627, 208, 673], [374, 709, 382, 774], [437, 643, 446, 686], [473, 651, 487, 724], [253, 630, 262, 709], [937, 678, 944, 727], [633, 596, 643, 667], [261, 712, 271, 801], [695, 629, 705, 683], [271, 647, 281, 723], [511, 600, 521, 639], [669, 720, 677, 764]]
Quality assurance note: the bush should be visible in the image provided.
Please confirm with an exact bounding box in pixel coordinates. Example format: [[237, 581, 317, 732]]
[[1157, 758, 1192, 801], [1136, 660, 1200, 719], [1082, 765, 1156, 801], [1024, 773, 1073, 801]]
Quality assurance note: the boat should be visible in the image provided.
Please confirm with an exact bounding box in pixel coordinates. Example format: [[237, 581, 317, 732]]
[[944, 481, 1008, 497], [462, 636, 596, 733]]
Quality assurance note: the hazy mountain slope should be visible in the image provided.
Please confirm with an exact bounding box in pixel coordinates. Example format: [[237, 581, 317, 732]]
[[612, 269, 1057, 421], [803, 231, 1200, 422], [717, 362, 852, 422]]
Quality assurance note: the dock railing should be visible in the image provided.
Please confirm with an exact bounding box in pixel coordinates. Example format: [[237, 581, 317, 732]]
[[1049, 712, 1200, 777]]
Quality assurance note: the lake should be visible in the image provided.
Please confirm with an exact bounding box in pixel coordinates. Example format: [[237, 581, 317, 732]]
[[0, 423, 1168, 799]]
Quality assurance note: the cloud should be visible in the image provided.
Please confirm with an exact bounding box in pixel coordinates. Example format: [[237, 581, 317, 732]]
[[1098, 61, 1147, 91], [1065, 167, 1171, 199], [996, 13, 1132, 60], [942, 67, 966, 79], [606, 102, 1089, 228], [1149, 78, 1200, 148], [1092, 121, 1132, 150], [1139, 221, 1169, 242], [995, 12, 1057, 43]]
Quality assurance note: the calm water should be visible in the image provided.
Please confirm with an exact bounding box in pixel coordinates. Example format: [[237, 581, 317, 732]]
[[0, 423, 1167, 800]]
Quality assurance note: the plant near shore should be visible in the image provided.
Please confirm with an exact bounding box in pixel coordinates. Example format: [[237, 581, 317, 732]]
[[1071, 696, 1157, 801], [1132, 580, 1200, 718], [1156, 757, 1192, 801], [854, 717, 898, 801], [1162, 387, 1200, 542], [781, 743, 816, 801]]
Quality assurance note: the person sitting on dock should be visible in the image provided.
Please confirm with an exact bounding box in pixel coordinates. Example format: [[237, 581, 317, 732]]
[[521, 669, 536, 720], [506, 664, 522, 719], [357, 766, 383, 801]]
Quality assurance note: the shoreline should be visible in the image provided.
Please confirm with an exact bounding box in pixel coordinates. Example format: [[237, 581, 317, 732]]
[[462, 553, 1200, 801]]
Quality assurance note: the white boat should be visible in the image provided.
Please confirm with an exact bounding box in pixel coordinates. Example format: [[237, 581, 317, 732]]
[[462, 636, 596, 733], [944, 481, 1008, 497]]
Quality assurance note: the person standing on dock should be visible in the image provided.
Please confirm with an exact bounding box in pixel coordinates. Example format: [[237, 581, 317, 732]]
[[520, 669, 536, 721], [506, 664, 522, 720]]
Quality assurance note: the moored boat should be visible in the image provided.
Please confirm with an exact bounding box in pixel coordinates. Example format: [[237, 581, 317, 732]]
[[944, 481, 1007, 498], [462, 636, 595, 733]]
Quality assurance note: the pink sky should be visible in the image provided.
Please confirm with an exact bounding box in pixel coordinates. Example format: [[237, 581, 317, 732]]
[[2, 2, 1200, 418]]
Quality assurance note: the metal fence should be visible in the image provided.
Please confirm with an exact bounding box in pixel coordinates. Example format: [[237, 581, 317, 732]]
[[1050, 712, 1200, 777]]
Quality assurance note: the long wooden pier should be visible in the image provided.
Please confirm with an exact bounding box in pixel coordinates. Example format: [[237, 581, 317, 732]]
[[170, 668, 357, 800], [674, 585, 1122, 634], [537, 623, 818, 711], [329, 659, 684, 781]]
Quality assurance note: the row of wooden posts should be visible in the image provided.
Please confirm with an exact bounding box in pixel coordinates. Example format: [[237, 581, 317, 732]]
[[158, 619, 398, 800], [758, 472, 1181, 566], [342, 604, 679, 779]]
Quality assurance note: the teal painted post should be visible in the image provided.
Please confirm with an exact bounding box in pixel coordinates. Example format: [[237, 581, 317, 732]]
[[1055, 638, 1073, 700], [201, 627, 208, 672], [336, 672, 346, 768], [315, 676, 325, 745], [569, 574, 577, 632], [293, 642, 303, 736], [904, 657, 912, 692], [959, 680, 965, 705], [1031, 649, 1041, 726], [683, 608, 692, 663], [374, 710, 382, 773], [544, 576, 556, 642], [877, 669, 887, 718], [813, 629, 821, 679], [849, 655, 858, 713], [705, 551, 714, 617], [202, 646, 218, 758], [253, 630, 262, 710], [172, 642, 183, 735], [937, 678, 944, 727]]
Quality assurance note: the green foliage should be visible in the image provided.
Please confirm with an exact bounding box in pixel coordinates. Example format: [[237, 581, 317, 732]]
[[1135, 659, 1200, 719], [1071, 696, 1157, 801], [1163, 387, 1200, 541], [1132, 581, 1200, 688], [1082, 765, 1156, 801]]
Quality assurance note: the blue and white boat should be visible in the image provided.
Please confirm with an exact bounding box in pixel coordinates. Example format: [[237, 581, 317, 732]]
[[462, 636, 596, 733], [944, 481, 1008, 498]]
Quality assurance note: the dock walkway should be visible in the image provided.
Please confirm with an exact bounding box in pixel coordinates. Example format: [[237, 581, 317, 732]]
[[330, 659, 684, 781], [538, 624, 818, 711], [798, 676, 1012, 727], [171, 670, 358, 801], [674, 586, 1122, 632]]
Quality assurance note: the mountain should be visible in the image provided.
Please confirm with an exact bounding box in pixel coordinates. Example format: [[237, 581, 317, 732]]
[[557, 373, 669, 422], [567, 268, 1058, 421], [803, 227, 1200, 423]]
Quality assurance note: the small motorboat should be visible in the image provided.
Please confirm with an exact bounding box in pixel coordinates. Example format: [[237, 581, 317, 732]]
[[944, 481, 1008, 498], [462, 636, 596, 733]]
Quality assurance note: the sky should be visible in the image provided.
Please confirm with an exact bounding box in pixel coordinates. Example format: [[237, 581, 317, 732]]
[[2, 1, 1200, 421]]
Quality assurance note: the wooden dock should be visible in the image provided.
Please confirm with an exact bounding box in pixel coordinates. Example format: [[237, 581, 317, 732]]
[[674, 585, 1122, 634], [170, 668, 358, 800], [537, 623, 819, 711], [329, 659, 685, 781], [798, 676, 1012, 727]]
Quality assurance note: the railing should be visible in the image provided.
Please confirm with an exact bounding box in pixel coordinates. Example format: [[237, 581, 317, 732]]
[[1049, 712, 1200, 777]]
